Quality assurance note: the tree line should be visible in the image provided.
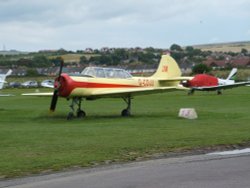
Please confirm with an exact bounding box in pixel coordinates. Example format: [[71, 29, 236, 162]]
[[0, 44, 249, 73]]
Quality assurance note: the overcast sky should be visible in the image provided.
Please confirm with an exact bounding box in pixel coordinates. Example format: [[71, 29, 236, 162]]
[[0, 0, 249, 51]]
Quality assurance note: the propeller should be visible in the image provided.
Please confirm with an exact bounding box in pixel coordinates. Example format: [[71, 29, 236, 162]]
[[50, 59, 64, 112]]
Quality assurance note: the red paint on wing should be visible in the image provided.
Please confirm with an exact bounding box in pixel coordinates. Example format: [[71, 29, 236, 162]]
[[57, 73, 139, 97], [187, 74, 218, 87]]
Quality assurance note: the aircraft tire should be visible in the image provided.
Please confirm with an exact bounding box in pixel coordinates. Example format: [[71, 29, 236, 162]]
[[67, 112, 74, 120], [77, 110, 86, 118], [121, 109, 130, 117]]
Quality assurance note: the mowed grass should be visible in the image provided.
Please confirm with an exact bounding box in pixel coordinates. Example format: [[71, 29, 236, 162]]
[[0, 87, 250, 178]]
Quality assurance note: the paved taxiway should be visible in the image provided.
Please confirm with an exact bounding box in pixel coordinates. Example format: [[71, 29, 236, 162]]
[[1, 152, 250, 188]]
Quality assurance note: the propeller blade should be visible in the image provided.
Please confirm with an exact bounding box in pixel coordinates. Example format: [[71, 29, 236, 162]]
[[50, 90, 58, 112], [58, 60, 64, 77], [49, 59, 64, 112]]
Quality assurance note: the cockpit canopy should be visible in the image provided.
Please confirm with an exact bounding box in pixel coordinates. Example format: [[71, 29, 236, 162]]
[[81, 67, 132, 79]]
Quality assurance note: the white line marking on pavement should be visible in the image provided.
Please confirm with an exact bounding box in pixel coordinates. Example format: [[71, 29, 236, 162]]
[[207, 148, 250, 155]]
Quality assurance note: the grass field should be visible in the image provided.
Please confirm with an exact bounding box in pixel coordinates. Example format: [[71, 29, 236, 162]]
[[0, 87, 250, 178]]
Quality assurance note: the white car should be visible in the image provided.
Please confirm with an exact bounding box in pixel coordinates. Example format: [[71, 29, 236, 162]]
[[21, 80, 38, 88], [40, 80, 54, 88]]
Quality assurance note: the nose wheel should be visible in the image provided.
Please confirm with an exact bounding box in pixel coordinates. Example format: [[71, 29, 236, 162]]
[[188, 89, 195, 95], [77, 109, 86, 118], [67, 97, 86, 120], [217, 90, 222, 95]]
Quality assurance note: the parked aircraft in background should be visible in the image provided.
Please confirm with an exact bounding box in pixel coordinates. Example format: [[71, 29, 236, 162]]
[[41, 80, 54, 88], [0, 70, 12, 89], [0, 69, 13, 96], [182, 68, 250, 95], [23, 55, 189, 119], [21, 80, 38, 88]]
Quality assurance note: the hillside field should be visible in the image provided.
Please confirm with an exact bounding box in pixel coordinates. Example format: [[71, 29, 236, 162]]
[[0, 87, 250, 178], [193, 41, 250, 52], [48, 53, 99, 63]]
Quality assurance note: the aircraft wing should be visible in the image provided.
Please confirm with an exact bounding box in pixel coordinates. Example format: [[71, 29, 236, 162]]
[[21, 86, 188, 98], [89, 86, 188, 98], [22, 92, 53, 96], [192, 81, 250, 91]]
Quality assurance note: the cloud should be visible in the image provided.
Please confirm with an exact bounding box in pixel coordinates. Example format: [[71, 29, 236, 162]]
[[1, 0, 249, 26], [0, 0, 250, 51], [0, 0, 200, 25]]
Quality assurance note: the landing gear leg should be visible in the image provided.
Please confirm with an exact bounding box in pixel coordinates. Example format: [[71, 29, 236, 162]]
[[217, 90, 222, 95], [67, 97, 86, 120], [188, 89, 195, 95], [121, 96, 132, 117]]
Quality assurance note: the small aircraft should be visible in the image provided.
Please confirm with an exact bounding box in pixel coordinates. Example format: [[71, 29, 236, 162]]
[[0, 69, 13, 96], [182, 68, 250, 95], [23, 54, 189, 119], [40, 80, 54, 88]]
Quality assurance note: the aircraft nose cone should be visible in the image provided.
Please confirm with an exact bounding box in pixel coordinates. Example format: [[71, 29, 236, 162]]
[[55, 73, 74, 97], [54, 80, 60, 89]]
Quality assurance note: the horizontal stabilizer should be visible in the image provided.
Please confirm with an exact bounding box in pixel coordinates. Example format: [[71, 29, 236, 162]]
[[158, 76, 193, 82]]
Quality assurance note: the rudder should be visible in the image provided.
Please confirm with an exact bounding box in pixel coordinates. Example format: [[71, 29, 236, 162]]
[[226, 68, 237, 80], [0, 70, 12, 89], [151, 55, 181, 79]]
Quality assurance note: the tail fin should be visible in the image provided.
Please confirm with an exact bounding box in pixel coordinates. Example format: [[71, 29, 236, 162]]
[[6, 69, 12, 76], [0, 77, 6, 89], [151, 55, 181, 78], [226, 68, 237, 80], [0, 69, 12, 89]]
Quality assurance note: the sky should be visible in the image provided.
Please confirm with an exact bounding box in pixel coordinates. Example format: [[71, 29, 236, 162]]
[[0, 0, 249, 51]]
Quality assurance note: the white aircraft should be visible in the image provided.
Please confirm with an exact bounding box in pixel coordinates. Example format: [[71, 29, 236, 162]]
[[182, 68, 250, 95], [40, 80, 54, 88], [0, 69, 13, 96]]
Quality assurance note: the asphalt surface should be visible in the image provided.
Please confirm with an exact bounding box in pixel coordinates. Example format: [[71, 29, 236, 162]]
[[1, 152, 250, 188]]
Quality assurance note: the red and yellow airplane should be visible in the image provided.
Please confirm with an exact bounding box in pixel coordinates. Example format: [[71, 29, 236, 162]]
[[24, 54, 189, 119]]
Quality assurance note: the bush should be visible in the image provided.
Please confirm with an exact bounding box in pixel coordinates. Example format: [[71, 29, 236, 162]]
[[192, 64, 211, 74]]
